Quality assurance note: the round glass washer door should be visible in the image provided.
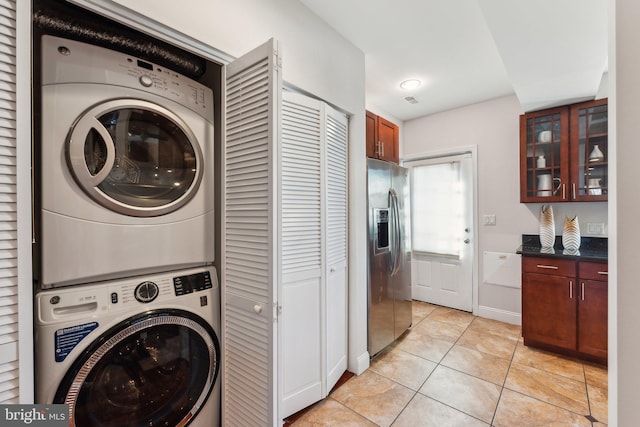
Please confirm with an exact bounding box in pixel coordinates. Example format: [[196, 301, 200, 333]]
[[67, 99, 204, 217], [54, 309, 219, 427]]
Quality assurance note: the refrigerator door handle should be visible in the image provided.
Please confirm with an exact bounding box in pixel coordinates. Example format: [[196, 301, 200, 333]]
[[388, 188, 401, 276]]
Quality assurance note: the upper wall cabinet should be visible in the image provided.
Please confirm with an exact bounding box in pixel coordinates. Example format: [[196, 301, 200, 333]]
[[520, 99, 608, 203], [366, 110, 399, 164]]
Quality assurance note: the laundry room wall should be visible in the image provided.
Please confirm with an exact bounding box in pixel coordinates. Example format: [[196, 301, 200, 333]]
[[88, 0, 371, 373]]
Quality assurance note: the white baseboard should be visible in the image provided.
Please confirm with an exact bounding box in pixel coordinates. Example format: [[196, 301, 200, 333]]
[[477, 305, 521, 326], [350, 351, 370, 375]]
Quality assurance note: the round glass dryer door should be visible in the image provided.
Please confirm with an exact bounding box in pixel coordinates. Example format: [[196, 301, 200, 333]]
[[54, 310, 219, 427], [67, 99, 204, 217]]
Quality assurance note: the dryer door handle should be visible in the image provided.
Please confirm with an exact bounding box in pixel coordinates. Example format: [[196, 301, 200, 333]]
[[67, 117, 116, 188]]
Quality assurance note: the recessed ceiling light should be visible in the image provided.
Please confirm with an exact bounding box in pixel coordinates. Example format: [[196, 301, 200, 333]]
[[400, 79, 421, 90]]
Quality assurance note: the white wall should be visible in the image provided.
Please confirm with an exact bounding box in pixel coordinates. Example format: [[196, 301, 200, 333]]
[[612, 0, 640, 424], [108, 0, 370, 374], [403, 95, 609, 322], [113, 0, 362, 115]]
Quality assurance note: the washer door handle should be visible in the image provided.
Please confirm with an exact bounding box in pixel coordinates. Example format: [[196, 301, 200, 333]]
[[67, 116, 116, 188]]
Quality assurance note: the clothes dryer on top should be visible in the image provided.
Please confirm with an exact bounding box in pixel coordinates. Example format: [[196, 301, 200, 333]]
[[38, 35, 215, 288]]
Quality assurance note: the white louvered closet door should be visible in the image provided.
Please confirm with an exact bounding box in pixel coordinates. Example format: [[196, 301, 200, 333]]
[[0, 0, 20, 404], [223, 39, 281, 427], [280, 91, 323, 418], [324, 104, 348, 393]]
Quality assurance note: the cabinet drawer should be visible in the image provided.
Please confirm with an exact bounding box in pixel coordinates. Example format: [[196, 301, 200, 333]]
[[522, 256, 575, 276], [578, 262, 608, 281]]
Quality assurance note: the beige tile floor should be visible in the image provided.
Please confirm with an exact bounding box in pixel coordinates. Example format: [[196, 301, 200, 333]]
[[290, 301, 608, 426]]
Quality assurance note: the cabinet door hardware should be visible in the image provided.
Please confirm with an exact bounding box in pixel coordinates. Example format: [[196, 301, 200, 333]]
[[597, 271, 608, 275], [536, 264, 559, 270], [572, 183, 577, 199], [581, 282, 585, 301], [569, 280, 573, 299], [562, 183, 566, 200]]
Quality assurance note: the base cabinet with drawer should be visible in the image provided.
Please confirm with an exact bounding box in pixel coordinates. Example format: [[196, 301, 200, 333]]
[[522, 256, 608, 364]]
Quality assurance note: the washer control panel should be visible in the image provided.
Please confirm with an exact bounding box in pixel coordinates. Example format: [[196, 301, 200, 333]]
[[173, 271, 213, 296], [36, 267, 218, 324], [134, 281, 160, 303]]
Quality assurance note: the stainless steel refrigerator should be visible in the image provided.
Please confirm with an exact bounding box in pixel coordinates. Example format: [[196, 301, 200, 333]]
[[367, 158, 412, 357]]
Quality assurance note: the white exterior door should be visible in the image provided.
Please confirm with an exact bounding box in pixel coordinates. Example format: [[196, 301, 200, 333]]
[[407, 153, 474, 312]]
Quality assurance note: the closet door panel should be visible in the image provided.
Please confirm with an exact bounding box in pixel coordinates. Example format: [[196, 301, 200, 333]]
[[224, 39, 281, 427], [324, 105, 348, 392], [280, 91, 323, 418]]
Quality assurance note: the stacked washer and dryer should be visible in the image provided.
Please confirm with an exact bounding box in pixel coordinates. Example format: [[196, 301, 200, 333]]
[[35, 35, 221, 426]]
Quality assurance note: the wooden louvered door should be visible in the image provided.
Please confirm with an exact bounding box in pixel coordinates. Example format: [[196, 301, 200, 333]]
[[280, 91, 323, 417], [324, 104, 348, 393], [223, 39, 281, 427]]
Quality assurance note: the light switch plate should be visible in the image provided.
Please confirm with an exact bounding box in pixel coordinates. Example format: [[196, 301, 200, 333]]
[[483, 214, 496, 226], [587, 222, 606, 235]]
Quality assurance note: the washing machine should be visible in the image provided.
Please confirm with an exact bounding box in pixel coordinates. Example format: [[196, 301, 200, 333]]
[[38, 34, 215, 288], [35, 267, 220, 427]]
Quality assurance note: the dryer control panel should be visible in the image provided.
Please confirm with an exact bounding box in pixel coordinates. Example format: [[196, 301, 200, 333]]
[[40, 35, 214, 122]]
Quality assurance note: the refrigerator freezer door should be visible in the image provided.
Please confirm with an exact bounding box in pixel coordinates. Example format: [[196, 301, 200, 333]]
[[367, 160, 394, 356]]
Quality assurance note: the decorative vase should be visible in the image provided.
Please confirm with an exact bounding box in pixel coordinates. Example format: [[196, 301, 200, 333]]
[[562, 216, 581, 251], [539, 205, 555, 248], [589, 144, 604, 162]]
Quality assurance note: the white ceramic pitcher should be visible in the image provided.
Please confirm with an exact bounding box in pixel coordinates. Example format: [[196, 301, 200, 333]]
[[537, 174, 561, 196]]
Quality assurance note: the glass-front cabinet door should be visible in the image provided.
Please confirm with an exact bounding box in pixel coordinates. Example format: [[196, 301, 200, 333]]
[[520, 106, 570, 202], [570, 99, 608, 201]]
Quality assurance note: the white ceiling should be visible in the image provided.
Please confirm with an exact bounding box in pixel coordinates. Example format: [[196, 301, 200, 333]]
[[300, 0, 608, 121]]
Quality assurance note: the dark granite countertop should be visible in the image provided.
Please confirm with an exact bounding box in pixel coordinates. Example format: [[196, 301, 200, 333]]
[[516, 234, 608, 262]]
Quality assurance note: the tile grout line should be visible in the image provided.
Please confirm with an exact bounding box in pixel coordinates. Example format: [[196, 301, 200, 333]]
[[500, 345, 601, 423], [415, 307, 593, 426], [311, 303, 605, 426], [582, 363, 596, 427], [391, 306, 492, 425], [488, 330, 521, 426]]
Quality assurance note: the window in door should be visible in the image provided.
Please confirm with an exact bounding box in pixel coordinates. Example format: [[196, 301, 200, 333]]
[[410, 160, 465, 257]]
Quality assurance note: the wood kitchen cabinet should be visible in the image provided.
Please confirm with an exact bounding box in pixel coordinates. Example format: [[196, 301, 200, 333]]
[[520, 99, 608, 202], [577, 261, 608, 360], [522, 256, 608, 364], [366, 110, 399, 164], [522, 257, 576, 351]]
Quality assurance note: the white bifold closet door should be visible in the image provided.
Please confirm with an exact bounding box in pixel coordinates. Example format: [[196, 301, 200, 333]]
[[280, 91, 348, 418], [323, 102, 348, 394], [280, 92, 323, 417], [224, 42, 348, 425], [223, 39, 281, 427]]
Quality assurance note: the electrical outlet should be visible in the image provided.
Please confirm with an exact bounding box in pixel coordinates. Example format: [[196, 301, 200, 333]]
[[483, 214, 496, 226], [587, 222, 606, 235]]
